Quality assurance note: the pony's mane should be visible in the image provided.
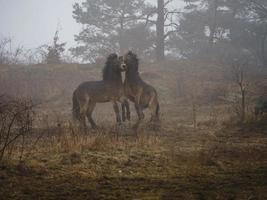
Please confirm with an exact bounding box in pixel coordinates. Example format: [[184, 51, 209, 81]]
[[102, 53, 120, 81], [126, 51, 139, 72]]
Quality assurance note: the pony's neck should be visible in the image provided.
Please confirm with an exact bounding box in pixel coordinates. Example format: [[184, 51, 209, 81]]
[[126, 64, 139, 82], [102, 63, 123, 84], [106, 73, 122, 84]]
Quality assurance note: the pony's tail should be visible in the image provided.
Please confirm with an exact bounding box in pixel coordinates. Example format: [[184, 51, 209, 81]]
[[72, 91, 80, 121]]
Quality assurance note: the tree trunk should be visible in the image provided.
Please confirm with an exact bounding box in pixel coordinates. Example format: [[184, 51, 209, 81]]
[[192, 101, 197, 129], [239, 69, 245, 123], [118, 29, 125, 55], [260, 30, 267, 66], [241, 88, 245, 123], [156, 0, 165, 61], [119, 16, 125, 55], [208, 0, 218, 45]]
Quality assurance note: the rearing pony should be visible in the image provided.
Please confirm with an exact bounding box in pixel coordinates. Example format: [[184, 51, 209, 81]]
[[120, 51, 160, 133], [72, 53, 130, 130]]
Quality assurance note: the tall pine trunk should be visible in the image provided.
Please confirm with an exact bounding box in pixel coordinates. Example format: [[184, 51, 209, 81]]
[[156, 0, 165, 61], [260, 30, 267, 66], [208, 0, 218, 46], [119, 14, 126, 55]]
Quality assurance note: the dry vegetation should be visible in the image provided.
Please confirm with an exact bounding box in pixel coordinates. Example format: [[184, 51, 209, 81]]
[[0, 61, 267, 199]]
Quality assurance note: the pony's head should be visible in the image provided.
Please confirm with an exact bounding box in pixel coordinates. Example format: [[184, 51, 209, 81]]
[[119, 55, 127, 71], [103, 53, 124, 81], [121, 51, 139, 72]]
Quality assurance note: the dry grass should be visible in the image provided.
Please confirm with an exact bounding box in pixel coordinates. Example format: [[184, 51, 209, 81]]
[[0, 113, 267, 199]]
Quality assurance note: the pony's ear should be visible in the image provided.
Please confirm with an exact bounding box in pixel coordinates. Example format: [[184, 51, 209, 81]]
[[127, 51, 138, 60], [108, 53, 118, 60]]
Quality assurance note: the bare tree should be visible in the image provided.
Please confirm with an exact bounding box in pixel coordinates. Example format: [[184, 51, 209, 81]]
[[0, 37, 24, 65], [231, 62, 248, 123], [0, 96, 35, 162]]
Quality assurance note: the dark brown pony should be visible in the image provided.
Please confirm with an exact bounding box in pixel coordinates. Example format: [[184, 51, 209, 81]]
[[72, 53, 130, 130], [120, 51, 160, 132]]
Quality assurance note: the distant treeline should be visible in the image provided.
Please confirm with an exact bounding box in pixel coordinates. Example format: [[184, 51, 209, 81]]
[[71, 0, 267, 65]]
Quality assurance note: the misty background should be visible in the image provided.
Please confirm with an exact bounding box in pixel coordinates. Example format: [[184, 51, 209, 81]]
[[0, 0, 266, 66], [0, 0, 182, 48], [0, 2, 267, 199], [0, 0, 83, 48]]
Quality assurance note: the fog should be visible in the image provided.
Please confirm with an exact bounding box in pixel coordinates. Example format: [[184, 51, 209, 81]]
[[0, 1, 267, 199], [0, 0, 82, 48], [0, 0, 183, 49]]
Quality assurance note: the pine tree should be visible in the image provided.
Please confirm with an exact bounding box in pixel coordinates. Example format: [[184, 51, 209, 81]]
[[71, 0, 154, 62], [46, 31, 66, 64]]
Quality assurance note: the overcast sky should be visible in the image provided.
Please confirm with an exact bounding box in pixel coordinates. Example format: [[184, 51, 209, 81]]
[[0, 0, 183, 50]]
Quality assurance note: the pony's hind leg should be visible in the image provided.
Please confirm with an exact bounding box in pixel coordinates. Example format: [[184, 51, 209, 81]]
[[86, 102, 97, 129], [149, 103, 160, 122], [78, 114, 87, 133], [134, 102, 144, 120], [121, 100, 130, 122], [77, 102, 88, 133], [132, 103, 145, 137], [149, 101, 160, 131]]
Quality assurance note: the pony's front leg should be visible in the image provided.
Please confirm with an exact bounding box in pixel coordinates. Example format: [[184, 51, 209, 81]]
[[113, 101, 122, 124], [125, 100, 131, 121], [121, 101, 126, 122], [121, 100, 130, 121]]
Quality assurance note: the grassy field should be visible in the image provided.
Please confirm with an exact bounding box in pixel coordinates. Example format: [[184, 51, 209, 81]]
[[0, 62, 267, 199], [0, 110, 267, 199]]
